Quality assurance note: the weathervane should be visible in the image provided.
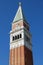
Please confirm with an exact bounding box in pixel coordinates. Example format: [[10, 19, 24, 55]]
[[19, 2, 21, 6]]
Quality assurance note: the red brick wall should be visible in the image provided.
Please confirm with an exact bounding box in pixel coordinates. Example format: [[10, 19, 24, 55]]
[[9, 46, 33, 65], [24, 46, 33, 65]]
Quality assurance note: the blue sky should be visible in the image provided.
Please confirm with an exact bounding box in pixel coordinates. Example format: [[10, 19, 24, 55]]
[[0, 0, 43, 65]]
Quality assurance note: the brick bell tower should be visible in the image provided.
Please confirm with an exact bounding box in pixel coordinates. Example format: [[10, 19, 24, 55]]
[[9, 2, 33, 65]]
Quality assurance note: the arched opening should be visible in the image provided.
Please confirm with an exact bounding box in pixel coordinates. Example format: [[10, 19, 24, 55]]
[[12, 36, 15, 41], [17, 35, 19, 39], [15, 36, 17, 40], [20, 34, 22, 38]]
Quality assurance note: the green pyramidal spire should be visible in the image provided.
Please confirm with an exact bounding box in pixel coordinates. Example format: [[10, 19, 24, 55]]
[[13, 2, 25, 22]]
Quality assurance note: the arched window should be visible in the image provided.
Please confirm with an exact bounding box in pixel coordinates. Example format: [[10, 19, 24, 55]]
[[12, 36, 15, 41], [15, 36, 17, 40], [20, 34, 22, 38], [17, 35, 19, 39]]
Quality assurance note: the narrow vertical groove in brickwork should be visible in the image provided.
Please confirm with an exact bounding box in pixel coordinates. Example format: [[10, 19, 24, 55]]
[[15, 49, 16, 65], [12, 49, 13, 65], [13, 49, 15, 65], [20, 46, 25, 65], [16, 47, 18, 65], [15, 48, 18, 65], [18, 47, 20, 65], [10, 49, 12, 65]]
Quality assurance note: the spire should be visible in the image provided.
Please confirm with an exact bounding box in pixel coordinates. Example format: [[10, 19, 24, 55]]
[[13, 2, 25, 22]]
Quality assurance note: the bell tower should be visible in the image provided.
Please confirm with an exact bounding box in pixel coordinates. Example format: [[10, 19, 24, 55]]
[[9, 2, 33, 65]]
